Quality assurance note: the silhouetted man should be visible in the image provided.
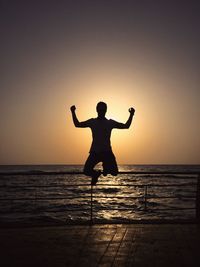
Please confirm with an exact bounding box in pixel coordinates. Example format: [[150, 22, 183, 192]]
[[70, 102, 135, 185]]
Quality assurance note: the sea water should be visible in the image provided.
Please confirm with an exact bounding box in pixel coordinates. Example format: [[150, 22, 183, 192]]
[[0, 165, 199, 225]]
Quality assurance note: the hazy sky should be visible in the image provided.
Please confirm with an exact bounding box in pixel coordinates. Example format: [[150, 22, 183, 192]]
[[1, 0, 200, 164]]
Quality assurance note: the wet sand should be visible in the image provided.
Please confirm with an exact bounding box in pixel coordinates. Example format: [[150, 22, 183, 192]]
[[0, 224, 200, 267]]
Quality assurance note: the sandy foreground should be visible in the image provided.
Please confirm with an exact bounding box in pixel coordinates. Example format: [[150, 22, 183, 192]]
[[0, 224, 200, 267]]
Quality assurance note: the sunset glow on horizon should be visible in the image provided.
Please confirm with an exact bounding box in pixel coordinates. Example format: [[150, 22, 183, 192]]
[[1, 1, 199, 164]]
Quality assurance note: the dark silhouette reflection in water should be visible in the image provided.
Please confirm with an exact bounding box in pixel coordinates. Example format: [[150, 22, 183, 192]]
[[70, 102, 135, 185]]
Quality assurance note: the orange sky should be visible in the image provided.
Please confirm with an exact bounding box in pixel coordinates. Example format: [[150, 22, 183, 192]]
[[0, 1, 199, 164]]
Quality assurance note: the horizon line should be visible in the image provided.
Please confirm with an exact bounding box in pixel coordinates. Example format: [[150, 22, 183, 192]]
[[0, 163, 200, 166]]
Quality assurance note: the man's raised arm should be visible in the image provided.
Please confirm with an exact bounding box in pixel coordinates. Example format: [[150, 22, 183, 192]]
[[113, 107, 135, 129], [70, 105, 91, 128], [124, 107, 135, 128]]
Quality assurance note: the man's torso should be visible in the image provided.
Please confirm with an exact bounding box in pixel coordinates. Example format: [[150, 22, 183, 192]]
[[89, 118, 114, 153]]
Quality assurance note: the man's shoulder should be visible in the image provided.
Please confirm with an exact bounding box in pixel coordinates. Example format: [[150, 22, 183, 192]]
[[108, 119, 118, 124], [108, 119, 122, 128], [87, 118, 95, 124], [104, 119, 118, 128]]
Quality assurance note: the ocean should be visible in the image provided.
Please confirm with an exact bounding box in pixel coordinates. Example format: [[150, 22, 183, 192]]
[[0, 165, 200, 225]]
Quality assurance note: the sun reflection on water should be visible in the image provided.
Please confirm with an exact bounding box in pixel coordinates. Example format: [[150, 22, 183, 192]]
[[92, 173, 141, 221]]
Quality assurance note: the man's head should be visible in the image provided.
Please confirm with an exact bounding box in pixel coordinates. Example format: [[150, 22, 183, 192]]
[[96, 101, 107, 118]]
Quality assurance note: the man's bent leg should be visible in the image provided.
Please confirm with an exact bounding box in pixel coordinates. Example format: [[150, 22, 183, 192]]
[[83, 153, 101, 185], [102, 151, 118, 176]]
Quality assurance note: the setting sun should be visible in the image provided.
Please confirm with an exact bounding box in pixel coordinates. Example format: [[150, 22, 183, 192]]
[[0, 1, 199, 165]]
